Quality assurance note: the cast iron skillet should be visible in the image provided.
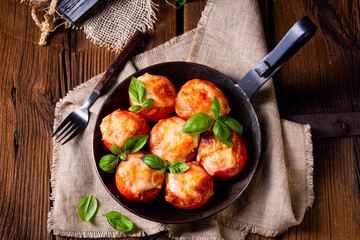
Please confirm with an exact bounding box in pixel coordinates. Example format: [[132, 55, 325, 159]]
[[92, 17, 317, 224]]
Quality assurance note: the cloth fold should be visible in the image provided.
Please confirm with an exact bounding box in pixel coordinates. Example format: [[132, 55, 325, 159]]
[[48, 0, 314, 239]]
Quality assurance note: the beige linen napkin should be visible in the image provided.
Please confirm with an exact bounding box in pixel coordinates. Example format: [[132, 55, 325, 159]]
[[48, 0, 314, 239]]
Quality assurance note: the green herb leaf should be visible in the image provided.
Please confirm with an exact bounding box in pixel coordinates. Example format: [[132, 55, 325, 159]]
[[101, 211, 133, 232], [129, 77, 146, 104], [211, 96, 221, 120], [164, 160, 169, 168], [218, 115, 227, 121], [99, 154, 119, 173], [142, 98, 154, 109], [213, 121, 232, 147], [128, 105, 142, 112], [176, 0, 186, 6], [161, 168, 167, 173], [122, 135, 148, 154], [140, 154, 165, 170], [168, 162, 190, 174], [223, 117, 243, 136], [119, 153, 127, 160], [183, 113, 213, 134], [110, 144, 122, 156], [77, 191, 98, 221]]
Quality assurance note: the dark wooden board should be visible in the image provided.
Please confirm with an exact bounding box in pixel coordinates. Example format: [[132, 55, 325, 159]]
[[0, 0, 359, 240]]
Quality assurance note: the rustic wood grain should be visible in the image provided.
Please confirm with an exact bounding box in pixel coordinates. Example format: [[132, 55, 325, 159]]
[[0, 0, 359, 240]]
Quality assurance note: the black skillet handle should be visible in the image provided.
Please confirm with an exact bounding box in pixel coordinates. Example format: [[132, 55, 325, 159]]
[[237, 16, 317, 98]]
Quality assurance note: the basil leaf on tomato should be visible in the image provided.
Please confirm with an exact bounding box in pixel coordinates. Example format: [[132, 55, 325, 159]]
[[211, 96, 221, 120], [223, 117, 243, 136], [168, 162, 189, 174], [140, 154, 165, 170], [213, 121, 232, 147], [183, 113, 212, 134], [99, 154, 119, 173], [122, 135, 148, 154]]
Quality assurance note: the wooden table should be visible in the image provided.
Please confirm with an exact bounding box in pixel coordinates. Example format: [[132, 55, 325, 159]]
[[0, 0, 359, 239]]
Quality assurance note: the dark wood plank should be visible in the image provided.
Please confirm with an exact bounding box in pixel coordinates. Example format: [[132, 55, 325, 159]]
[[0, 0, 65, 239], [183, 0, 207, 32], [258, 1, 360, 240]]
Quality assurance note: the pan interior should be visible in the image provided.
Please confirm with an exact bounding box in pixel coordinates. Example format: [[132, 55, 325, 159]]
[[92, 62, 261, 223]]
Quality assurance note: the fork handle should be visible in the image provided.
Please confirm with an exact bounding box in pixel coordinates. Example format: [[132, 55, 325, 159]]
[[93, 30, 146, 93]]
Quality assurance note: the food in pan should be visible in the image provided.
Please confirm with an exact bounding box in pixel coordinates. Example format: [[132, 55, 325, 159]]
[[100, 109, 150, 151], [196, 131, 247, 179], [98, 75, 247, 210], [115, 152, 165, 202], [175, 79, 230, 120], [129, 73, 177, 122], [149, 116, 200, 164], [164, 162, 214, 209]]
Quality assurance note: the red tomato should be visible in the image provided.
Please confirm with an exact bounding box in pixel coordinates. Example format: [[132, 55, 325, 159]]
[[196, 131, 247, 179], [150, 116, 200, 164], [165, 162, 214, 209], [129, 73, 177, 122], [100, 109, 149, 151], [115, 152, 165, 202], [175, 79, 230, 120]]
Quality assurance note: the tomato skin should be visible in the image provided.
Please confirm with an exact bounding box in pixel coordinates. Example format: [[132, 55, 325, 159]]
[[129, 73, 177, 122], [115, 152, 165, 202], [175, 79, 230, 120], [196, 131, 247, 179], [149, 116, 200, 164], [100, 109, 150, 151], [165, 162, 214, 210]]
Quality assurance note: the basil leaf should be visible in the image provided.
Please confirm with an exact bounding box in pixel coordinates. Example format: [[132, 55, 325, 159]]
[[183, 113, 213, 134], [224, 117, 243, 136], [164, 160, 169, 168], [77, 191, 98, 221], [168, 162, 190, 174], [128, 105, 142, 112], [218, 115, 227, 121], [142, 98, 154, 109], [122, 135, 148, 153], [110, 144, 122, 156], [140, 154, 165, 170], [161, 168, 167, 173], [213, 121, 232, 147], [176, 0, 186, 6], [119, 153, 127, 160], [211, 96, 221, 120], [129, 77, 146, 103], [102, 211, 133, 232], [99, 154, 119, 173]]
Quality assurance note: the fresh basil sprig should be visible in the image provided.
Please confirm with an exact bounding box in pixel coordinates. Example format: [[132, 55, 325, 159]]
[[99, 211, 133, 232], [183, 96, 243, 147], [140, 154, 190, 174], [99, 135, 148, 173], [77, 191, 98, 221], [128, 76, 154, 112]]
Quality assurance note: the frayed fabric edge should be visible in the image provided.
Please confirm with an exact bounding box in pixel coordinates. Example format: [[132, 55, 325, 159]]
[[188, 0, 216, 62], [82, 0, 157, 53], [303, 124, 315, 208], [132, 29, 197, 63], [47, 74, 103, 232]]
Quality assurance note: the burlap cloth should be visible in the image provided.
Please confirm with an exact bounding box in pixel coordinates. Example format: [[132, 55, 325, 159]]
[[48, 0, 314, 239]]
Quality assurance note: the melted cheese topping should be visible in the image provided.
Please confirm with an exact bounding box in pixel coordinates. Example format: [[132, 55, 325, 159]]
[[137, 73, 177, 108], [175, 79, 230, 119], [150, 117, 200, 164], [100, 110, 148, 147], [196, 133, 236, 176], [165, 162, 213, 205], [117, 153, 164, 195]]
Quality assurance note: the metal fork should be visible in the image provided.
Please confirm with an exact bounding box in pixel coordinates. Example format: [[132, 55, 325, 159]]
[[52, 31, 145, 145]]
